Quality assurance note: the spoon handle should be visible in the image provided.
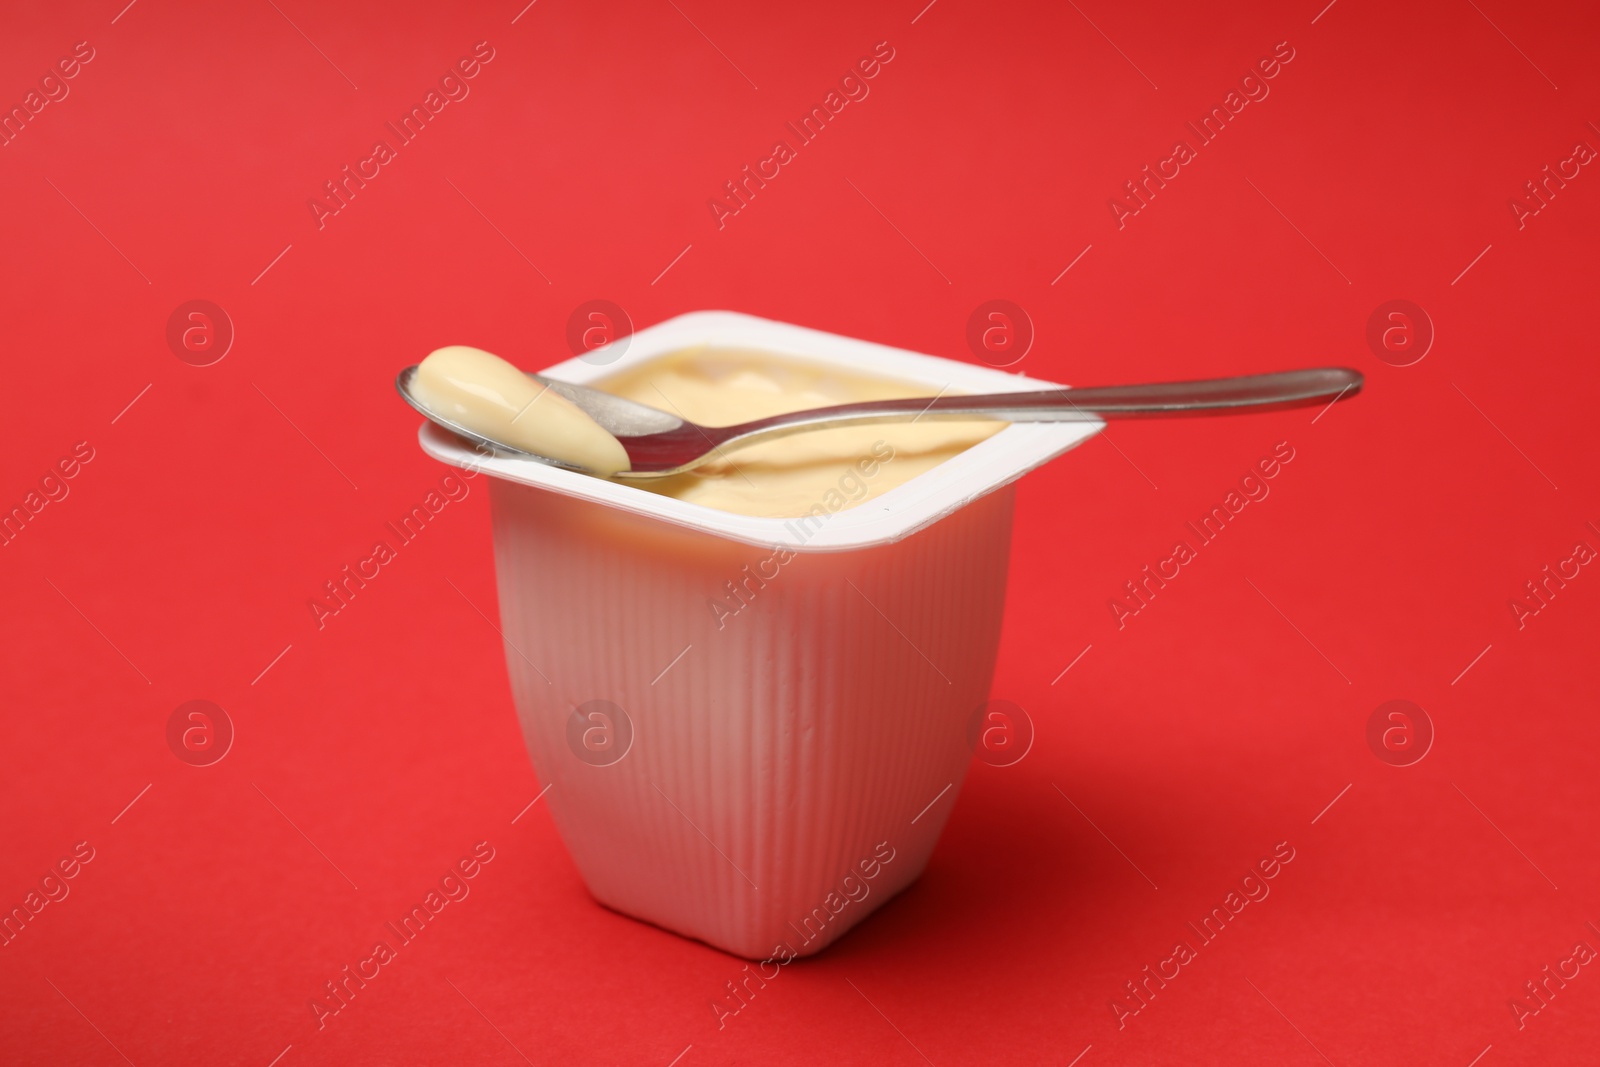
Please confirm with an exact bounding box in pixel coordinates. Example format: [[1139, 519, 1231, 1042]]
[[715, 367, 1361, 443]]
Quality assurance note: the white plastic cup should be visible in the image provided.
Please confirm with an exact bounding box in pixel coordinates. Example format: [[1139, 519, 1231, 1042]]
[[419, 311, 1100, 959]]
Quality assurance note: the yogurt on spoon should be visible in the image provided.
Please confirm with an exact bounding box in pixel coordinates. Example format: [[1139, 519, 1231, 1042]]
[[411, 346, 631, 477]]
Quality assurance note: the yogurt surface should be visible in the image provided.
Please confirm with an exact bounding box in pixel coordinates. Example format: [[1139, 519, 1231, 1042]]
[[593, 346, 1002, 518]]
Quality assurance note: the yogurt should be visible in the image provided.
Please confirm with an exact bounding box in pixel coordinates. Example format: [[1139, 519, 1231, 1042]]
[[412, 310, 1099, 960], [415, 343, 1003, 519], [413, 346, 630, 477], [594, 346, 1002, 518]]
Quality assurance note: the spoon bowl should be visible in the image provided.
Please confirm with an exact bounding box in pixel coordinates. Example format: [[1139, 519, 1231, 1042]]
[[395, 365, 687, 473]]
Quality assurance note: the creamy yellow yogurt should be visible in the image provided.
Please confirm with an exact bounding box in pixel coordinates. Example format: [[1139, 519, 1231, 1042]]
[[593, 347, 1002, 518], [414, 346, 631, 477]]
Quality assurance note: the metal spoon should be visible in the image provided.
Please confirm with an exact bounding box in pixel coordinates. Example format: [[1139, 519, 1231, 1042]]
[[396, 365, 1361, 480]]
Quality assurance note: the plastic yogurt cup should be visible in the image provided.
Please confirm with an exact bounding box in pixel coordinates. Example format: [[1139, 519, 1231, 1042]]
[[417, 310, 1102, 958]]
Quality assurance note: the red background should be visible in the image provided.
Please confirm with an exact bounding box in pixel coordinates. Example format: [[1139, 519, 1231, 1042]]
[[3, 0, 1598, 1063]]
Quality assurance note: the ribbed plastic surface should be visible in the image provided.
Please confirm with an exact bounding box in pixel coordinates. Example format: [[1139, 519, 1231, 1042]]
[[490, 478, 1015, 959]]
